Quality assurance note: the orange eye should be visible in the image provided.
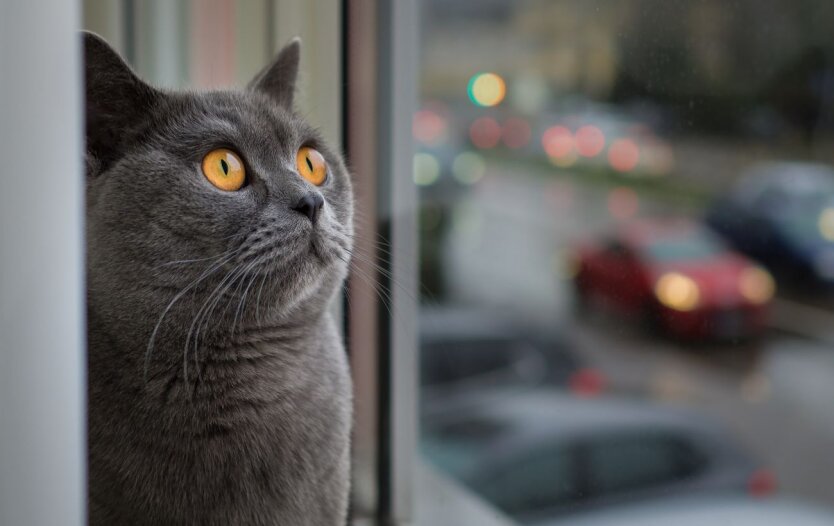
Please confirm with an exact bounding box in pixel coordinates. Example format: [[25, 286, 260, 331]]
[[202, 149, 245, 191], [296, 147, 327, 186]]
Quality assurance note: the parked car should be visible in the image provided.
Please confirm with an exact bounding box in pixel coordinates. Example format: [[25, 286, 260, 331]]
[[420, 307, 605, 403], [537, 495, 834, 526], [572, 219, 774, 340], [706, 162, 834, 291], [422, 389, 771, 524]]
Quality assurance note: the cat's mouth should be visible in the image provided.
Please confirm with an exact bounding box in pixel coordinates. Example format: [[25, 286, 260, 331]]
[[308, 231, 348, 267]]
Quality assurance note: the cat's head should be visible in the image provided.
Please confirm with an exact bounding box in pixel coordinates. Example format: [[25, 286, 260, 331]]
[[84, 32, 353, 351]]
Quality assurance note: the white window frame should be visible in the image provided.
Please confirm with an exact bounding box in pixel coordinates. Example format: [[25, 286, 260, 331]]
[[0, 1, 86, 525]]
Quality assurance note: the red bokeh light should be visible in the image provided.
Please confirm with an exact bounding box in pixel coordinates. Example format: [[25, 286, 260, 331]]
[[413, 109, 447, 146], [607, 187, 639, 220], [542, 125, 575, 159], [608, 138, 640, 172], [748, 469, 777, 498], [469, 117, 502, 149], [569, 368, 607, 398], [502, 117, 532, 149], [575, 125, 606, 157]]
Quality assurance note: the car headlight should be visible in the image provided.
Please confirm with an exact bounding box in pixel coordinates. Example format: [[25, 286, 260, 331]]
[[655, 272, 700, 312], [739, 266, 775, 304]]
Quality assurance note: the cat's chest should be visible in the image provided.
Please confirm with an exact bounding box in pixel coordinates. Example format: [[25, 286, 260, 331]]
[[183, 337, 350, 429], [126, 339, 352, 497]]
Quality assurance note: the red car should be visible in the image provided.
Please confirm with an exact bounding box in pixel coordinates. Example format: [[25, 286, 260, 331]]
[[572, 219, 774, 340]]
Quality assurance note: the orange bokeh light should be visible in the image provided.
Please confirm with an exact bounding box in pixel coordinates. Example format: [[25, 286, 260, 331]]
[[608, 138, 640, 172], [542, 125, 574, 159], [575, 125, 606, 157]]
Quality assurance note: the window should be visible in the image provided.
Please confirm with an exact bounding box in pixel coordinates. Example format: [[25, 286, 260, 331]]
[[417, 1, 834, 524], [477, 444, 581, 518], [587, 433, 702, 497], [9, 1, 834, 525]]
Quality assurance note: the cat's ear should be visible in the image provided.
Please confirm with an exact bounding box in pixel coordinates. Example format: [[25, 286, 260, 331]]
[[248, 38, 300, 109], [83, 31, 160, 174]]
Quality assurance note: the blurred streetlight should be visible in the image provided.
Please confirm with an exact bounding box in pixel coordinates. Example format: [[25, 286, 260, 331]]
[[467, 72, 506, 107]]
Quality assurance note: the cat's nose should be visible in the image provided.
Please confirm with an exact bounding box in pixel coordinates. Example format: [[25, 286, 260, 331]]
[[291, 193, 324, 224]]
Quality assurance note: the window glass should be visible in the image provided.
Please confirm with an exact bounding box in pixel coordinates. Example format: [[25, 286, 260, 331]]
[[477, 444, 579, 516], [418, 0, 834, 522], [421, 417, 510, 477], [587, 433, 702, 496]]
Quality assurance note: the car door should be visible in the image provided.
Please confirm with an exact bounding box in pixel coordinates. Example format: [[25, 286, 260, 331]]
[[593, 240, 647, 311]]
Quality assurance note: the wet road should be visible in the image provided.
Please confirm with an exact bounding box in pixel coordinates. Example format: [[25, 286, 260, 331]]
[[437, 158, 834, 505]]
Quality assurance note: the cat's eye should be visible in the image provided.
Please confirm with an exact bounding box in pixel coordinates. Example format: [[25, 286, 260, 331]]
[[296, 147, 327, 186], [202, 148, 246, 191]]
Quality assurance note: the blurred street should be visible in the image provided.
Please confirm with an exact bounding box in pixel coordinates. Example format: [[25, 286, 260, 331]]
[[438, 158, 834, 506]]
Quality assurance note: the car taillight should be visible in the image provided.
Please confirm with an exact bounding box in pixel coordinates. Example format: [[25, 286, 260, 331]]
[[748, 468, 777, 498], [569, 368, 606, 397]]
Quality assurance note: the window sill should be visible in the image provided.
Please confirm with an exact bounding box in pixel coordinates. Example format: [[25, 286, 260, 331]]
[[413, 462, 516, 526]]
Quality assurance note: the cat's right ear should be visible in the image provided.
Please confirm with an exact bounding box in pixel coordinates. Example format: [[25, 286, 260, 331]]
[[247, 38, 300, 110], [83, 31, 160, 175]]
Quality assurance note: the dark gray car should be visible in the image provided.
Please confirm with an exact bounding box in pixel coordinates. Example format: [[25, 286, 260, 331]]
[[420, 307, 594, 404]]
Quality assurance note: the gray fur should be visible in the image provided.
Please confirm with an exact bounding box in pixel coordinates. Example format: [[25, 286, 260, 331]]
[[84, 32, 353, 525]]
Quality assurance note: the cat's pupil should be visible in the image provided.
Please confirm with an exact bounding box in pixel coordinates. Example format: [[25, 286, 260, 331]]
[[220, 159, 229, 175], [305, 156, 313, 172]]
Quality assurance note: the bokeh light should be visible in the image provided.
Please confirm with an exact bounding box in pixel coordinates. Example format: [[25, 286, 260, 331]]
[[655, 272, 701, 312], [607, 187, 639, 220], [739, 266, 775, 304], [502, 117, 531, 149], [467, 72, 507, 107], [542, 125, 575, 159], [413, 153, 440, 186], [818, 207, 834, 241], [549, 151, 578, 168], [575, 125, 606, 157], [452, 151, 486, 185], [413, 109, 447, 146], [608, 138, 640, 172], [469, 117, 502, 149]]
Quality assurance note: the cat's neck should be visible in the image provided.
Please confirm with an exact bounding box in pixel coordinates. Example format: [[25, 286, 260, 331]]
[[89, 297, 334, 393]]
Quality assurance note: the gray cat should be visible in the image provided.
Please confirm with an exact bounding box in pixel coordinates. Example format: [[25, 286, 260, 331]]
[[84, 32, 353, 525]]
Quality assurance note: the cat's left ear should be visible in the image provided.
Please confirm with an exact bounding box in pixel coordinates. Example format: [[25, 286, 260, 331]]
[[248, 38, 301, 109]]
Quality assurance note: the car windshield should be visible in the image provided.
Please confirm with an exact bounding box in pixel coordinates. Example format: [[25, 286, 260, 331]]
[[777, 193, 834, 246], [642, 234, 725, 262]]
